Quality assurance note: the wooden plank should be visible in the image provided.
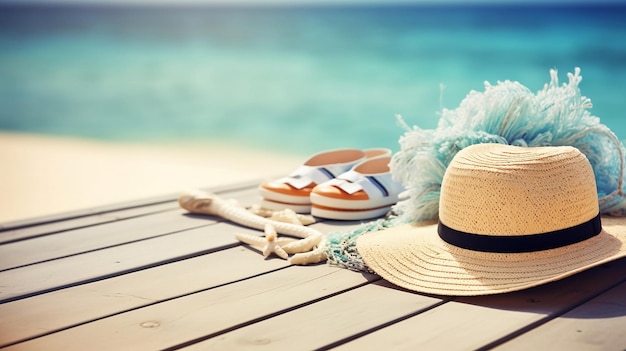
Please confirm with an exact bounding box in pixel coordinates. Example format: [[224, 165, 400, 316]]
[[0, 216, 364, 303], [0, 179, 262, 231], [334, 296, 531, 351], [0, 201, 178, 245], [0, 213, 139, 245], [0, 196, 176, 232], [3, 265, 380, 351], [332, 258, 626, 350], [0, 210, 215, 270], [0, 222, 252, 303], [494, 281, 626, 351], [180, 280, 447, 351], [0, 181, 262, 244], [0, 247, 290, 347], [214, 186, 264, 207], [0, 184, 300, 267]]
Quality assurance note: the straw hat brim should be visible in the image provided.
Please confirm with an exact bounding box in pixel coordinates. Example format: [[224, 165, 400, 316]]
[[357, 216, 626, 296]]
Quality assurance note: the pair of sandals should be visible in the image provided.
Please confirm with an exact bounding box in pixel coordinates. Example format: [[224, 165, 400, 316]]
[[259, 148, 405, 220]]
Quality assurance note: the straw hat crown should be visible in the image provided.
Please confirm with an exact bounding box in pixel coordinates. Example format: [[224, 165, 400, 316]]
[[439, 143, 599, 237]]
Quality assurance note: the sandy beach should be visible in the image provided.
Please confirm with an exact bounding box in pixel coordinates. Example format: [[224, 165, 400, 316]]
[[0, 132, 304, 224]]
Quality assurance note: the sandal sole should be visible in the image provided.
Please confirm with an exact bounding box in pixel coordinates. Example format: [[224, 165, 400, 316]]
[[310, 192, 398, 210], [259, 187, 312, 205], [311, 204, 391, 220]]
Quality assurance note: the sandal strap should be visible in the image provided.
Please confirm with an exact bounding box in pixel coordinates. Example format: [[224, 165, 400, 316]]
[[327, 170, 401, 198], [278, 164, 352, 190]]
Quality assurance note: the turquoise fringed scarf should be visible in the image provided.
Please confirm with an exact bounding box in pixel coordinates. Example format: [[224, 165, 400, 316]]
[[327, 68, 626, 272]]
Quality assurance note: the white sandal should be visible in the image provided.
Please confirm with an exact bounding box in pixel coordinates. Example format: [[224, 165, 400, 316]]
[[310, 156, 404, 220], [259, 148, 391, 213]]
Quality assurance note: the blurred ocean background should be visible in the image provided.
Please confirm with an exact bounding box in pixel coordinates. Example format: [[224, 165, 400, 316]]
[[1, 1, 625, 156]]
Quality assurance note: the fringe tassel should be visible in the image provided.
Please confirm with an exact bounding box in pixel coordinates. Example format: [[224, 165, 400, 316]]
[[326, 215, 401, 271]]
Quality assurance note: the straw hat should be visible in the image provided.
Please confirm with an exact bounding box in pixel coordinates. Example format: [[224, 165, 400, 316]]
[[357, 143, 626, 296]]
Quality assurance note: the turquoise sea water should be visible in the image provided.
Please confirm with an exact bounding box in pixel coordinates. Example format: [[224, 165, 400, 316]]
[[1, 3, 625, 156]]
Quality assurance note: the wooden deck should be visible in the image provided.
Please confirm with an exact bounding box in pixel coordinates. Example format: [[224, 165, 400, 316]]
[[1, 181, 626, 350]]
